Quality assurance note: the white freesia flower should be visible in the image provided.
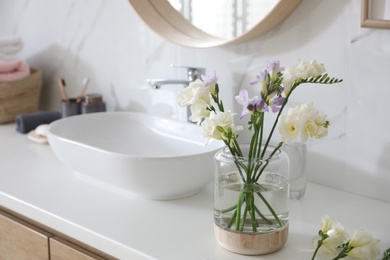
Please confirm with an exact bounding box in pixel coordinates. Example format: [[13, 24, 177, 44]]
[[347, 229, 380, 260], [278, 111, 299, 143], [278, 102, 329, 143], [319, 216, 348, 254], [178, 79, 210, 107], [282, 59, 325, 95], [309, 60, 326, 77], [348, 229, 374, 247], [282, 71, 298, 95], [201, 111, 242, 143], [321, 215, 337, 233], [189, 99, 210, 124], [291, 59, 325, 80], [312, 217, 382, 260]]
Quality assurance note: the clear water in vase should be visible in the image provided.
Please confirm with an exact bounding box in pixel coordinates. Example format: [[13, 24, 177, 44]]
[[214, 172, 289, 233]]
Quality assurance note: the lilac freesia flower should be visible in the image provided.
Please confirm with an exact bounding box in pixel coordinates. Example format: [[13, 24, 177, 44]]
[[255, 99, 268, 112], [201, 71, 218, 90], [235, 89, 249, 107], [235, 89, 259, 118], [266, 60, 284, 80], [250, 69, 268, 88], [269, 97, 285, 113]]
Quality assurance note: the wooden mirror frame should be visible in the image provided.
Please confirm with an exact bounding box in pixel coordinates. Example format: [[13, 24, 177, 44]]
[[128, 0, 302, 48], [361, 0, 390, 29]]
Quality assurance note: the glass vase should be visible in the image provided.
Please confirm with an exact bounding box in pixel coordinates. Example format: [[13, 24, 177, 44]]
[[213, 144, 289, 255], [283, 142, 307, 200]]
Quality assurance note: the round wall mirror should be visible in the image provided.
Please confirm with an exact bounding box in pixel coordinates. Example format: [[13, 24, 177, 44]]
[[128, 0, 302, 48]]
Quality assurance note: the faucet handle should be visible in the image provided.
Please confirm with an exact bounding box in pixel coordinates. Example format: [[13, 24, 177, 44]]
[[170, 64, 206, 81]]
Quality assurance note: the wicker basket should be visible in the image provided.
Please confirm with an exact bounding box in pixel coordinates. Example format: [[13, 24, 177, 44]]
[[0, 68, 42, 124]]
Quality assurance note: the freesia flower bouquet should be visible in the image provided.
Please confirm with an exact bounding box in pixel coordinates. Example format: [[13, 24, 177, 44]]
[[312, 216, 383, 260], [178, 59, 342, 233]]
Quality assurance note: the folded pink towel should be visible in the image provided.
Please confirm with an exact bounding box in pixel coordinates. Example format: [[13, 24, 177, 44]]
[[0, 59, 30, 82]]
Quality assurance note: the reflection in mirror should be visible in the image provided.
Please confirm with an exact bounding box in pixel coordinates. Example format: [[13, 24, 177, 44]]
[[167, 0, 278, 40], [128, 0, 302, 48], [361, 0, 390, 29], [370, 0, 390, 20]]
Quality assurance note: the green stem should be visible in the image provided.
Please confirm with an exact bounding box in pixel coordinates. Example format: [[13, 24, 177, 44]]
[[234, 159, 247, 182], [240, 199, 249, 232], [225, 144, 246, 182], [331, 248, 349, 260], [247, 131, 258, 176], [247, 114, 263, 182], [235, 186, 245, 230], [247, 192, 258, 232], [254, 205, 272, 225], [311, 239, 323, 260], [261, 84, 297, 158], [254, 161, 269, 182], [233, 139, 243, 157], [216, 204, 239, 214], [256, 192, 282, 227], [256, 113, 264, 159], [249, 115, 260, 155], [254, 141, 283, 182], [249, 194, 258, 231], [212, 83, 225, 112], [227, 210, 237, 229]]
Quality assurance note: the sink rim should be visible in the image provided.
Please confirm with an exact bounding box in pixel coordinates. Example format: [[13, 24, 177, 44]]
[[48, 111, 223, 159]]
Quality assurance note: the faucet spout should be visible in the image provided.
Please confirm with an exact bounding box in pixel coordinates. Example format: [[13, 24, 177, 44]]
[[146, 79, 190, 89], [145, 65, 205, 123]]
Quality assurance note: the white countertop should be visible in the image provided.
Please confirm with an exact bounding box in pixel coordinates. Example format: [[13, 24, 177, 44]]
[[1, 123, 389, 260]]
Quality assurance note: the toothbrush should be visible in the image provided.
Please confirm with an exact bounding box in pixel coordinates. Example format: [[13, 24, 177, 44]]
[[77, 78, 90, 103], [58, 78, 69, 102]]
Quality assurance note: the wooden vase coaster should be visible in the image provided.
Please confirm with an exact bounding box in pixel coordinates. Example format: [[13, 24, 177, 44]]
[[214, 223, 289, 255]]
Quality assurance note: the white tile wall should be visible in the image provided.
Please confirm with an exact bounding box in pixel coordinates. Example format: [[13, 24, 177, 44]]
[[1, 0, 389, 202]]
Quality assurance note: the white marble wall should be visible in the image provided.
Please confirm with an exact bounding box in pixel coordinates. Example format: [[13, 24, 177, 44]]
[[1, 0, 389, 202]]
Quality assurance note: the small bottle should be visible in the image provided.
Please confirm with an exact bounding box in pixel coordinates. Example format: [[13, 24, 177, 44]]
[[81, 93, 106, 114]]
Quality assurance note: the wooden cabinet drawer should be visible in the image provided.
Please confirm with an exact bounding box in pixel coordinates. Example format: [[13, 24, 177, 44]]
[[0, 210, 51, 260], [0, 208, 116, 260], [50, 236, 107, 260]]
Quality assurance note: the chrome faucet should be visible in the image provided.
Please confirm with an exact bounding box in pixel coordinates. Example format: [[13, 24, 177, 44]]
[[146, 65, 206, 122], [146, 79, 190, 90], [146, 65, 205, 89]]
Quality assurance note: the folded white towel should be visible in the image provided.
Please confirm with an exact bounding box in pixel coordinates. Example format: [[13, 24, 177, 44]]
[[0, 36, 23, 55], [0, 53, 16, 61]]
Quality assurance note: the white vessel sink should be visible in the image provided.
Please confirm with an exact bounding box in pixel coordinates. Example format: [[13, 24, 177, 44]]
[[47, 112, 223, 200]]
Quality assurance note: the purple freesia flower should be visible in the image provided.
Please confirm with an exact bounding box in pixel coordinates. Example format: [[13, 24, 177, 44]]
[[266, 60, 284, 80], [201, 71, 218, 87], [269, 97, 285, 113], [235, 89, 249, 106], [255, 99, 268, 112], [250, 69, 268, 87], [235, 89, 259, 118]]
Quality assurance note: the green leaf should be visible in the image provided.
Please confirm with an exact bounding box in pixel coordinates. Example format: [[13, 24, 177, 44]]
[[301, 74, 343, 85], [216, 126, 225, 133], [382, 247, 390, 260]]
